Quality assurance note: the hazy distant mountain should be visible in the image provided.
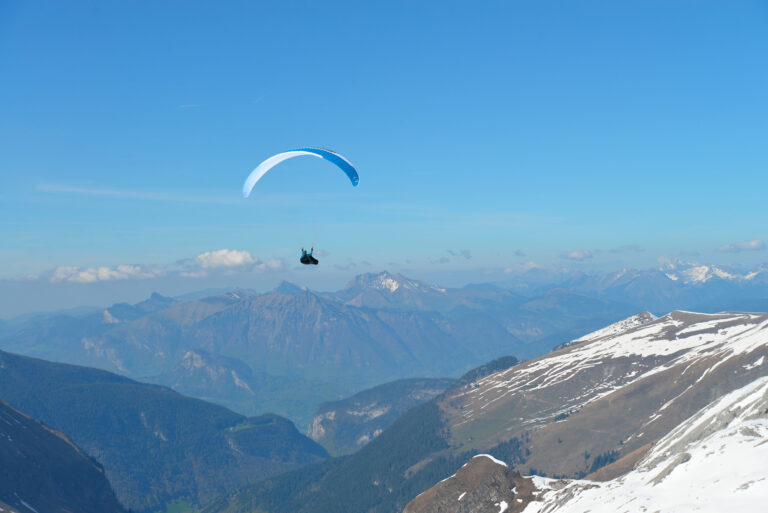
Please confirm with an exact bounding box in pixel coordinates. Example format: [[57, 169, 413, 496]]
[[188, 288, 504, 384], [533, 262, 768, 314], [307, 377, 454, 456], [331, 272, 455, 310], [0, 271, 657, 428], [0, 349, 328, 513], [0, 274, 540, 411], [0, 400, 125, 513], [103, 291, 179, 322], [203, 310, 768, 513], [150, 348, 345, 429]]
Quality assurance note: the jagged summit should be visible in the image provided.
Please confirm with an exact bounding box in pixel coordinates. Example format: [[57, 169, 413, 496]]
[[663, 263, 738, 284], [404, 454, 534, 513], [333, 271, 451, 311], [570, 311, 656, 343]]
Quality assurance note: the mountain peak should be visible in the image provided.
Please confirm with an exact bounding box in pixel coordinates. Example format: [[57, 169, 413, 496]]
[[659, 261, 741, 284], [570, 311, 656, 344], [344, 271, 445, 294], [403, 452, 534, 513], [273, 281, 305, 295]]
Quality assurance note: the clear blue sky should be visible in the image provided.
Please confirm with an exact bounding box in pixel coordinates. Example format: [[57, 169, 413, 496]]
[[1, 1, 767, 315]]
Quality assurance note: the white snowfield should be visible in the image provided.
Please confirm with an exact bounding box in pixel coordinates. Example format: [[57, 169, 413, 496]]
[[452, 311, 768, 428], [522, 376, 768, 513], [661, 262, 757, 284]]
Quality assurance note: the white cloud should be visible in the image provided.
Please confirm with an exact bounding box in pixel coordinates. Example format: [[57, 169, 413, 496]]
[[718, 240, 765, 253], [195, 249, 256, 268], [253, 259, 283, 271], [50, 264, 163, 284], [561, 249, 593, 261]]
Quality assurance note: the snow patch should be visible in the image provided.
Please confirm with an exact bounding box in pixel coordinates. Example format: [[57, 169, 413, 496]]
[[474, 453, 509, 467], [19, 500, 40, 513]]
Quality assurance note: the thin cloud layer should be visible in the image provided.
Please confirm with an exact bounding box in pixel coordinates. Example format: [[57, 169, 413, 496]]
[[718, 240, 765, 253], [503, 261, 543, 273], [22, 249, 282, 284], [50, 265, 163, 284], [561, 249, 593, 261]]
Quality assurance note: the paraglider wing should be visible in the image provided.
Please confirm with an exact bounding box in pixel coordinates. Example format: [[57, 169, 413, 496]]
[[242, 147, 359, 198]]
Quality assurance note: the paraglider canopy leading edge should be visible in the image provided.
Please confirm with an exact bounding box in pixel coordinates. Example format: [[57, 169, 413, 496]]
[[242, 147, 359, 198]]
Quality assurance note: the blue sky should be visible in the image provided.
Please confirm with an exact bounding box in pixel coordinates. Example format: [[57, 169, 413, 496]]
[[1, 1, 767, 316]]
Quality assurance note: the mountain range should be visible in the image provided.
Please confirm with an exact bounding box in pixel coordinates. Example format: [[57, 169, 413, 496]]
[[202, 309, 768, 513], [519, 261, 768, 314], [4, 266, 768, 513], [0, 271, 640, 428]]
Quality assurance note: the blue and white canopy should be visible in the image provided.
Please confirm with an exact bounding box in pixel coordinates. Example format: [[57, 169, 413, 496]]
[[242, 147, 359, 198]]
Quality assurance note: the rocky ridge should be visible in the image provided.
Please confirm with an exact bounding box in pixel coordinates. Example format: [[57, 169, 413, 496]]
[[404, 454, 536, 513]]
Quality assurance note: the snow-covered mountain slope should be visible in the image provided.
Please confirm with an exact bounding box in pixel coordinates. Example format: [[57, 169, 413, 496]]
[[571, 311, 656, 342], [524, 376, 768, 513], [554, 311, 656, 350], [442, 310, 768, 477]]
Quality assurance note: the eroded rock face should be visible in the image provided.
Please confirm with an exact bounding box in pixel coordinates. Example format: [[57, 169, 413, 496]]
[[308, 377, 454, 455], [403, 454, 536, 513]]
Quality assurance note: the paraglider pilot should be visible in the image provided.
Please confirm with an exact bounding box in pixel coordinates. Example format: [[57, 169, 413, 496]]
[[300, 247, 319, 265]]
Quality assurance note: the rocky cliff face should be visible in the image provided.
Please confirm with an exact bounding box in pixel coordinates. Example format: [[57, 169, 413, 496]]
[[308, 377, 454, 455], [404, 455, 536, 513]]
